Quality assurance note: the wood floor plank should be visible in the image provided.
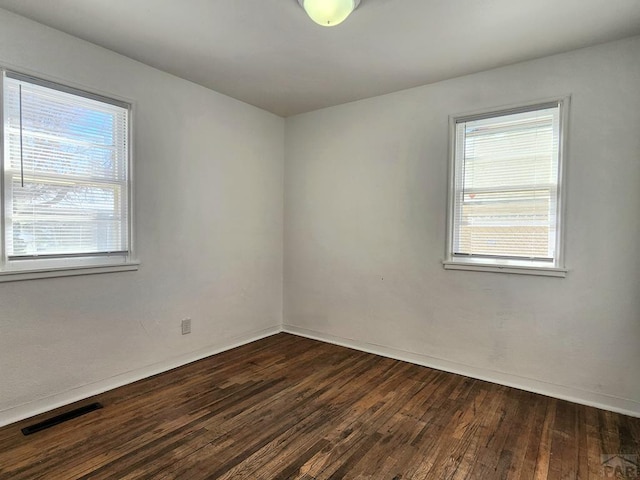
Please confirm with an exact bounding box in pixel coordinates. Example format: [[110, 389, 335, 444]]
[[0, 333, 638, 480]]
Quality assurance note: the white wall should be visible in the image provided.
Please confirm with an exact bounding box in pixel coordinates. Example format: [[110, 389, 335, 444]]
[[284, 36, 640, 416], [0, 10, 284, 426]]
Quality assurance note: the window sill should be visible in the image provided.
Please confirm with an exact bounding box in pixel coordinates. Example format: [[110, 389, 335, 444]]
[[0, 262, 140, 282], [443, 260, 566, 278]]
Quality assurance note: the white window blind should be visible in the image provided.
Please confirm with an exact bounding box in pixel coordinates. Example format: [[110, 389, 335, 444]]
[[451, 103, 562, 264], [3, 73, 130, 260]]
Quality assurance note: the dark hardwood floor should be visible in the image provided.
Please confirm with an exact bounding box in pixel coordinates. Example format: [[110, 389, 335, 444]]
[[0, 333, 638, 479]]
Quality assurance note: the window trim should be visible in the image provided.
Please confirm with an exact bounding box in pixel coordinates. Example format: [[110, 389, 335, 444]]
[[0, 67, 138, 281], [444, 96, 570, 277]]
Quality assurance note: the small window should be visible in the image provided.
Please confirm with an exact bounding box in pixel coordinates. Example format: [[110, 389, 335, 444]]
[[444, 99, 568, 276], [1, 71, 134, 278]]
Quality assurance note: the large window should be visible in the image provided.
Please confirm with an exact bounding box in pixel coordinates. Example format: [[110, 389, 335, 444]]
[[1, 71, 135, 279], [445, 99, 568, 276]]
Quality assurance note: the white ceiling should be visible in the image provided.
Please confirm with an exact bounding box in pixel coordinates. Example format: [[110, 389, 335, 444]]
[[0, 0, 639, 117]]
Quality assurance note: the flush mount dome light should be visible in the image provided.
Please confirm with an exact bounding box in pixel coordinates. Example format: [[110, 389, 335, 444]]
[[298, 0, 361, 27]]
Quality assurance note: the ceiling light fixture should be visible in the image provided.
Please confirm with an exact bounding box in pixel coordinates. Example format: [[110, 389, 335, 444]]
[[298, 0, 361, 27]]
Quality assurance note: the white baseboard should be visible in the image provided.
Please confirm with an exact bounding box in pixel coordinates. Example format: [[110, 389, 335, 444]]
[[0, 325, 282, 428], [4, 323, 637, 428], [283, 324, 640, 418]]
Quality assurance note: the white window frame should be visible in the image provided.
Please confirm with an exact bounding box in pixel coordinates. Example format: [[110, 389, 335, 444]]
[[0, 69, 138, 282], [443, 97, 569, 277]]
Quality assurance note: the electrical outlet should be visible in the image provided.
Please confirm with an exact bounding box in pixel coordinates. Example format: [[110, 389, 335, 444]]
[[181, 318, 191, 335]]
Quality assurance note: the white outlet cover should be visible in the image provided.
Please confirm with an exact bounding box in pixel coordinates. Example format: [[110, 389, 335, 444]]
[[181, 318, 191, 335]]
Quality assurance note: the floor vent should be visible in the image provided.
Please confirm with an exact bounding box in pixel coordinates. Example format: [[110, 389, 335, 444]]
[[21, 402, 103, 436]]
